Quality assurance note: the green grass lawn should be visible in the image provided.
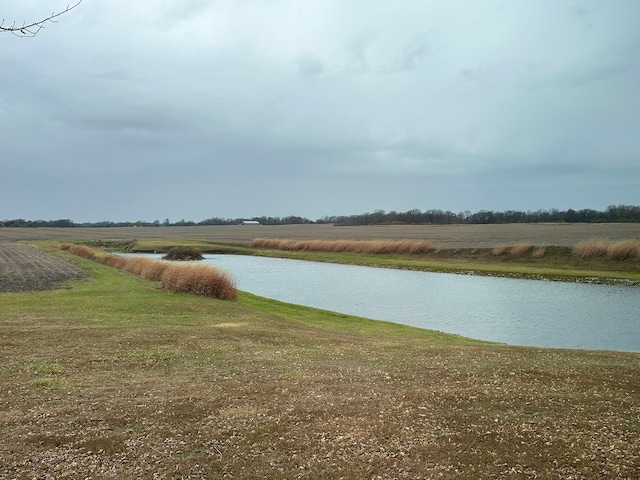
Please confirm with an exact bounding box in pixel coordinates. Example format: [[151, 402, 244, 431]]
[[1, 245, 639, 478]]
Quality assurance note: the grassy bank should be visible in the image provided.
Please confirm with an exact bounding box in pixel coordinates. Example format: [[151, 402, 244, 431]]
[[126, 237, 640, 285], [1, 244, 639, 478], [60, 243, 238, 300]]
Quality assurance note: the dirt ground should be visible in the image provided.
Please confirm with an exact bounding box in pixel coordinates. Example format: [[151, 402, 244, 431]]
[[1, 223, 639, 248], [0, 243, 87, 293]]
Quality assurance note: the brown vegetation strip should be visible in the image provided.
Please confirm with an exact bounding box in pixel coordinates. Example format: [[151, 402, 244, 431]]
[[0, 242, 87, 293], [573, 239, 640, 260], [252, 238, 434, 254], [60, 243, 237, 300]]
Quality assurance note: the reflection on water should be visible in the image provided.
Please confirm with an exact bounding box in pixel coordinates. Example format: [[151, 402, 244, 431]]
[[140, 253, 640, 351]]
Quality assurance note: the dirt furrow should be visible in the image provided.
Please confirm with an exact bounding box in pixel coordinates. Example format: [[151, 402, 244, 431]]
[[0, 243, 87, 293]]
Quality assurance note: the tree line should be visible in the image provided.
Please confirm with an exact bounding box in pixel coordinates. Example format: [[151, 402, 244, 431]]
[[0, 216, 314, 228], [1, 205, 639, 228], [319, 205, 640, 225]]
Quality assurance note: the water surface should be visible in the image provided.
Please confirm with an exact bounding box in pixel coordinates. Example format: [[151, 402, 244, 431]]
[[142, 254, 640, 351]]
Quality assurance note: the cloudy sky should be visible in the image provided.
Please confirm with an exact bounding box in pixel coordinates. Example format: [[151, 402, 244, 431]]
[[1, 1, 638, 223]]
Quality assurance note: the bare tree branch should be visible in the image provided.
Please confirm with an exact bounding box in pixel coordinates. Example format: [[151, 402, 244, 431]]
[[1, 1, 82, 37]]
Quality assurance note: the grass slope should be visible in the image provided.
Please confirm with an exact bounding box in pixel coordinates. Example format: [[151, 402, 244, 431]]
[[128, 238, 640, 285], [1, 245, 639, 478]]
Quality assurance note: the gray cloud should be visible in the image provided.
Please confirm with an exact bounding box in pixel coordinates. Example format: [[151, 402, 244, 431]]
[[1, 0, 638, 222]]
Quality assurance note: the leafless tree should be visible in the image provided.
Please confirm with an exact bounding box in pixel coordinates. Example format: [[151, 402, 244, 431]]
[[1, 1, 82, 37]]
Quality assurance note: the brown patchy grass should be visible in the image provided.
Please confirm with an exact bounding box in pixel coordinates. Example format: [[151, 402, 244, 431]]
[[1, 243, 639, 478], [1, 297, 639, 479]]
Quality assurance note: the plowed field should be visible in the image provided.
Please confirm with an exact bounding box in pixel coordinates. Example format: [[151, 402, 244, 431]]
[[0, 243, 87, 293], [1, 223, 640, 247]]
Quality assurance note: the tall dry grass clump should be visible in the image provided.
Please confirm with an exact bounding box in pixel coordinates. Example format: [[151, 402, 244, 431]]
[[99, 255, 128, 269], [573, 239, 640, 260], [60, 243, 97, 260], [606, 239, 640, 260], [572, 239, 609, 258], [531, 247, 546, 258], [160, 263, 237, 300], [491, 245, 508, 256], [60, 244, 237, 300], [509, 242, 531, 256], [121, 256, 170, 281], [162, 246, 204, 261], [251, 238, 433, 255]]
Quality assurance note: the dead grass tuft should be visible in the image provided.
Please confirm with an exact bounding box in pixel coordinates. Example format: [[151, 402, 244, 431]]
[[491, 245, 508, 256], [531, 246, 546, 258], [60, 243, 96, 260], [121, 256, 170, 281], [509, 242, 531, 255], [98, 255, 128, 269], [606, 239, 640, 260]]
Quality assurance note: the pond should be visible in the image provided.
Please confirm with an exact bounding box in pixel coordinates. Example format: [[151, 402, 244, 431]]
[[139, 254, 640, 352]]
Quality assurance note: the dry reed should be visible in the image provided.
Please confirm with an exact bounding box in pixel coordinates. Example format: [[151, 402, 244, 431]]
[[121, 256, 170, 281], [60, 244, 237, 300], [160, 263, 237, 300], [251, 238, 433, 255], [491, 245, 508, 256], [509, 242, 531, 255], [572, 239, 609, 258], [572, 239, 640, 260], [60, 243, 96, 260], [606, 239, 640, 260], [531, 247, 546, 258], [98, 255, 128, 269]]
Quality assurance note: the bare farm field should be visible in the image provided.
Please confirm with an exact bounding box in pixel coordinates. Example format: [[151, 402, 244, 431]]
[[0, 243, 87, 293], [1, 223, 640, 248]]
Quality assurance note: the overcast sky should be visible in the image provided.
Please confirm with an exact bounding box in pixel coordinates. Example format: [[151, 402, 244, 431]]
[[1, 1, 639, 222]]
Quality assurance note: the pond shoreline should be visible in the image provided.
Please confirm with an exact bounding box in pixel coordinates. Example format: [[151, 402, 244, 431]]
[[188, 253, 640, 352], [224, 249, 640, 287]]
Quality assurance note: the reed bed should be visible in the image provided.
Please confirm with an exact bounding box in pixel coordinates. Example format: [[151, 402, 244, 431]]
[[531, 246, 546, 258], [121, 256, 170, 282], [491, 245, 508, 256], [60, 243, 96, 260], [251, 238, 434, 255], [509, 242, 531, 255], [162, 246, 204, 261], [572, 239, 640, 260], [492, 243, 532, 256], [160, 263, 237, 300], [60, 244, 237, 300]]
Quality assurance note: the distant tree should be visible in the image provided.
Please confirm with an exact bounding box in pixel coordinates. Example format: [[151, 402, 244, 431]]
[[1, 1, 82, 37]]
